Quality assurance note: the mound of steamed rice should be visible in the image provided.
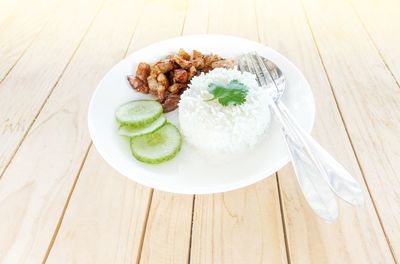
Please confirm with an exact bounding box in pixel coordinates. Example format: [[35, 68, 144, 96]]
[[178, 68, 271, 155]]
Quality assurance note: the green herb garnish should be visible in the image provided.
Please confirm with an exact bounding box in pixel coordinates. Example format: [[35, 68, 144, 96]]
[[206, 80, 248, 106]]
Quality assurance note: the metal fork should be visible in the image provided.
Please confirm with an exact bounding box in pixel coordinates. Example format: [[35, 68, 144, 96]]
[[238, 52, 364, 223]]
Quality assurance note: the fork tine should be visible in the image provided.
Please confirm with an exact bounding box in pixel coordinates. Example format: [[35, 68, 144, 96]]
[[242, 54, 259, 85], [238, 57, 249, 73], [257, 54, 286, 98], [244, 53, 266, 87], [253, 52, 275, 85], [264, 57, 279, 80]]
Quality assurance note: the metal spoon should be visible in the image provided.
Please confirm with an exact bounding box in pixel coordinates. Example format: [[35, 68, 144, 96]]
[[238, 52, 364, 222]]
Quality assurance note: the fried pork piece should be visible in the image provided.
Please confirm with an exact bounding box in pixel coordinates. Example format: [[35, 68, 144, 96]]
[[173, 55, 191, 69], [191, 50, 203, 60], [152, 59, 174, 75], [203, 54, 222, 72], [136, 63, 151, 81], [191, 58, 204, 69], [147, 75, 159, 95], [156, 73, 169, 101], [162, 94, 180, 112], [204, 54, 221, 66], [178, 48, 190, 60], [147, 75, 168, 101], [168, 83, 187, 94], [157, 73, 169, 89], [173, 69, 188, 83], [188, 66, 197, 80], [157, 85, 167, 102], [211, 59, 235, 69], [128, 75, 149, 93], [129, 48, 235, 112], [190, 50, 205, 69]]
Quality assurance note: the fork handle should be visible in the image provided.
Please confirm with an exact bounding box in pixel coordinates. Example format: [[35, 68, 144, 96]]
[[276, 101, 364, 206], [269, 99, 338, 222]]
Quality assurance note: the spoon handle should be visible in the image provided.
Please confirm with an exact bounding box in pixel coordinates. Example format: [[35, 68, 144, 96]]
[[276, 101, 364, 206], [269, 98, 338, 223]]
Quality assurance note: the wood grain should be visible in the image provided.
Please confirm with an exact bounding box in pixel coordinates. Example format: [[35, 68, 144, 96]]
[[49, 0, 193, 263], [0, 0, 141, 261], [139, 192, 193, 264], [255, 0, 394, 262], [0, 0, 398, 262], [0, 0, 29, 26], [191, 180, 288, 264], [189, 0, 288, 263], [0, 0, 104, 177], [302, 0, 400, 260], [46, 149, 151, 263], [351, 0, 400, 84], [0, 0, 63, 82], [183, 0, 209, 34]]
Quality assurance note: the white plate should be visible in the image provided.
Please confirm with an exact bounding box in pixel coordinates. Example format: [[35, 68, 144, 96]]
[[88, 35, 315, 194]]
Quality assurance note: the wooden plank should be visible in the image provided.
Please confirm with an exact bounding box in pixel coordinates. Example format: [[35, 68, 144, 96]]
[[350, 0, 400, 84], [182, 0, 209, 34], [0, 0, 30, 26], [191, 180, 288, 263], [0, 0, 63, 82], [207, 0, 257, 40], [189, 0, 288, 263], [48, 0, 192, 263], [46, 149, 151, 263], [255, 0, 394, 262], [126, 0, 187, 51], [139, 192, 193, 264], [301, 0, 400, 260], [0, 0, 103, 178], [0, 0, 144, 261]]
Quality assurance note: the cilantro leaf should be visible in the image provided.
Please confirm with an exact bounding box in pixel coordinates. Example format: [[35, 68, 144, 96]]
[[207, 80, 248, 106]]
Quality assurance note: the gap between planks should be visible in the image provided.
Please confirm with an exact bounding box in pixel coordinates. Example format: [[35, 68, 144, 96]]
[[21, 0, 395, 261], [187, 195, 196, 264], [136, 2, 196, 263], [299, 0, 397, 260], [136, 3, 193, 262], [135, 189, 154, 264], [180, 6, 196, 263], [276, 173, 292, 264], [0, 0, 64, 84], [40, 2, 146, 260], [348, 0, 400, 90], [0, 29, 39, 84], [36, 0, 395, 262], [253, 4, 292, 263], [0, 0, 107, 182], [42, 143, 93, 263]]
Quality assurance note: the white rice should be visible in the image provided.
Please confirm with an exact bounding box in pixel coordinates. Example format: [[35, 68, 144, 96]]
[[178, 68, 271, 155]]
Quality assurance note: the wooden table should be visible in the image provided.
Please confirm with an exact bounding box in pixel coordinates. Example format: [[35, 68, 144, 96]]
[[0, 0, 399, 262]]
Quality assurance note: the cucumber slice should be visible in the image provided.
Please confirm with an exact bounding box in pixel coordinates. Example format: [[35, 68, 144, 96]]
[[130, 123, 182, 164], [115, 100, 162, 127], [119, 115, 166, 137]]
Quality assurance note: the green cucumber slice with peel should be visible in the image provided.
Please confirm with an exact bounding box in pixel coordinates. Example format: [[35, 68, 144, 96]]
[[130, 123, 182, 164], [119, 115, 166, 137], [115, 100, 162, 127]]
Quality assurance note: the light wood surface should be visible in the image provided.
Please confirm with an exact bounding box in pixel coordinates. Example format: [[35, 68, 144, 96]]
[[189, 1, 288, 263], [0, 0, 399, 263], [257, 0, 394, 262]]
